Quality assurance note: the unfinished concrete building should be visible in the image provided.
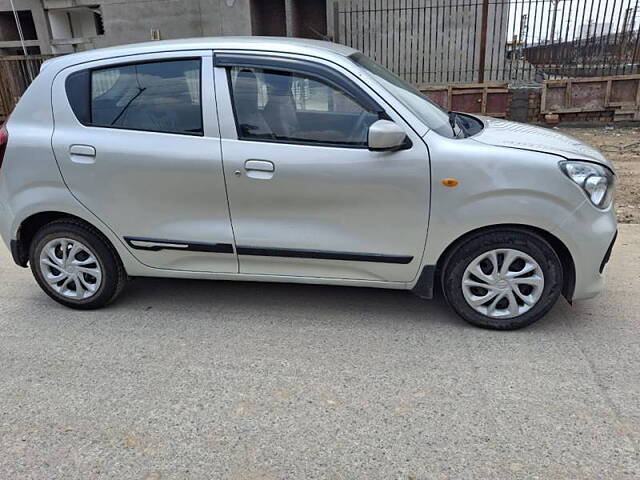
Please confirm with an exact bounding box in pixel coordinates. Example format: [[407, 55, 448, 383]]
[[0, 0, 331, 55]]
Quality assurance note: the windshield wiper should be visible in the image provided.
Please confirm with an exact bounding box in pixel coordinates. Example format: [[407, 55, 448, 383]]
[[448, 111, 467, 138], [448, 111, 459, 137]]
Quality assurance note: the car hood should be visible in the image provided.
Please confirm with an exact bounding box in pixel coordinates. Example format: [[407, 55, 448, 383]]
[[471, 116, 613, 170]]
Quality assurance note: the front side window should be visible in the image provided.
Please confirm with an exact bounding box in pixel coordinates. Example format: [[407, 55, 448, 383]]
[[66, 59, 202, 135], [228, 66, 379, 147]]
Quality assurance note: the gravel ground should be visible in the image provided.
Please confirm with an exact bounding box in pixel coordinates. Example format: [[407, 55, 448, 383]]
[[0, 225, 639, 479], [558, 126, 640, 224]]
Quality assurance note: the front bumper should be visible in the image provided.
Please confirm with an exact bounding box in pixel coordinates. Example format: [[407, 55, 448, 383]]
[[554, 200, 618, 301]]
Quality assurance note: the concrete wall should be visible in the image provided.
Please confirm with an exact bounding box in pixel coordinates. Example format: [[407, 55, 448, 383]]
[[41, 0, 331, 51], [0, 0, 256, 54], [1, 0, 325, 56], [85, 0, 330, 47], [40, 0, 253, 52], [94, 0, 250, 47]]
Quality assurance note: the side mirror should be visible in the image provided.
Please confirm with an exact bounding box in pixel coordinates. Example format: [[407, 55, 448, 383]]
[[368, 120, 411, 152]]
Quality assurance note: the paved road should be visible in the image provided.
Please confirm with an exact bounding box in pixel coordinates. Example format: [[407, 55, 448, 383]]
[[1, 226, 639, 479]]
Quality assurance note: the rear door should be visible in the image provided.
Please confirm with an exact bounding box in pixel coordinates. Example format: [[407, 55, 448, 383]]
[[51, 51, 237, 273]]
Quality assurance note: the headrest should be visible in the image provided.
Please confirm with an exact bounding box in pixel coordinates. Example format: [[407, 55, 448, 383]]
[[234, 69, 260, 108], [265, 72, 293, 95]]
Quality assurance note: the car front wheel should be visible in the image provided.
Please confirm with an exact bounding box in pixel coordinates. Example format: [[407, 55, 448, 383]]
[[442, 229, 563, 330]]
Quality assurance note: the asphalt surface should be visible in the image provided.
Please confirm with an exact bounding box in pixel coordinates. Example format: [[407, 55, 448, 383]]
[[1, 225, 639, 479]]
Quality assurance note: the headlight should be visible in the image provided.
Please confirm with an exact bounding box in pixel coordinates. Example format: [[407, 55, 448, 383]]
[[559, 161, 615, 209]]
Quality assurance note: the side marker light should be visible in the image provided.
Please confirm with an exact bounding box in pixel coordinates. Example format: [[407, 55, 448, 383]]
[[442, 178, 459, 187]]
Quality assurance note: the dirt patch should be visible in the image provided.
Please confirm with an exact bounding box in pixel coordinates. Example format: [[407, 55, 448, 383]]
[[557, 126, 640, 224]]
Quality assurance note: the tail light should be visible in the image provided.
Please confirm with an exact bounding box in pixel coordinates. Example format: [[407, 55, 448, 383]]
[[0, 118, 8, 170]]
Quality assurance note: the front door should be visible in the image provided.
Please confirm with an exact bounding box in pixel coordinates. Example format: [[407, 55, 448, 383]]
[[214, 53, 430, 282], [51, 51, 237, 273]]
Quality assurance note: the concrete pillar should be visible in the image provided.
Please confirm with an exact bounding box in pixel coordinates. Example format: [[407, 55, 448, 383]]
[[219, 0, 252, 36], [284, 0, 295, 37]]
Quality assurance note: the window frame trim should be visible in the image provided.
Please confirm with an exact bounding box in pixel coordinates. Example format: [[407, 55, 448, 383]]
[[216, 53, 387, 149], [65, 56, 205, 137]]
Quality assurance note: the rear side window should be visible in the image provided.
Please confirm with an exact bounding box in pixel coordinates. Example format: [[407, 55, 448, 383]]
[[66, 59, 202, 136]]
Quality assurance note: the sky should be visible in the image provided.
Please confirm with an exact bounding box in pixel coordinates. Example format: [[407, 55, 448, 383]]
[[507, 0, 640, 44]]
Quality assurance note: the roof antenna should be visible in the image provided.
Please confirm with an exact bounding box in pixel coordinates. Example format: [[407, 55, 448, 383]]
[[9, 0, 35, 81]]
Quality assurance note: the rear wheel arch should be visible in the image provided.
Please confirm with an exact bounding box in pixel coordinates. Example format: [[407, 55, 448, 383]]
[[435, 224, 576, 302], [14, 212, 123, 269]]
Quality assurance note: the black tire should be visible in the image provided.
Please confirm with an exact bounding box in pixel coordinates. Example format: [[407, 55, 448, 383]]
[[441, 228, 563, 330], [29, 219, 127, 309]]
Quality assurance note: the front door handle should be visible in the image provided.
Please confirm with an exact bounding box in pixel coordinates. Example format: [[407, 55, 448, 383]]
[[244, 160, 275, 172]]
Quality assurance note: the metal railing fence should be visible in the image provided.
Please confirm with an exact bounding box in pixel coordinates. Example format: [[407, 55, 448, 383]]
[[334, 0, 640, 84]]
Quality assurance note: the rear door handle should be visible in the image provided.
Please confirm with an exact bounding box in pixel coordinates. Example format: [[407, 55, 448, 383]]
[[244, 160, 275, 172], [69, 145, 96, 164], [70, 145, 96, 157]]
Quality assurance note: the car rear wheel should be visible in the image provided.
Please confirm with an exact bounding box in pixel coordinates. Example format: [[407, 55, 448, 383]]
[[441, 229, 563, 330], [29, 220, 126, 309]]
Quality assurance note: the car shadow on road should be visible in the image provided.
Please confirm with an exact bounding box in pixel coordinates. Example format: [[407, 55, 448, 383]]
[[108, 276, 572, 332], [24, 275, 573, 332], [111, 276, 464, 329]]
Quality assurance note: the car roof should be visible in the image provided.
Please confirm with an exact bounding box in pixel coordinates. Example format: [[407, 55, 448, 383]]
[[42, 37, 359, 72]]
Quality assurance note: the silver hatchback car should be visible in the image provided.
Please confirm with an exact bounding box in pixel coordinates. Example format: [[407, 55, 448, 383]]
[[0, 37, 617, 329]]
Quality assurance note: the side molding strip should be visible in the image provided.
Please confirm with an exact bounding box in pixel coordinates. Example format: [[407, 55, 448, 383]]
[[123, 238, 414, 264], [124, 237, 234, 254], [236, 246, 413, 264]]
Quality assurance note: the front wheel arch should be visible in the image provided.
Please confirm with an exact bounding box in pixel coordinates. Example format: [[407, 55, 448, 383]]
[[434, 224, 576, 303]]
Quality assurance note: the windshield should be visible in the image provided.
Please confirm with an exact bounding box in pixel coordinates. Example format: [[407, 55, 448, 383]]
[[349, 52, 456, 138]]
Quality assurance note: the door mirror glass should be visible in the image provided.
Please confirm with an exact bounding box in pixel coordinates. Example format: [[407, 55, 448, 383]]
[[368, 120, 409, 151]]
